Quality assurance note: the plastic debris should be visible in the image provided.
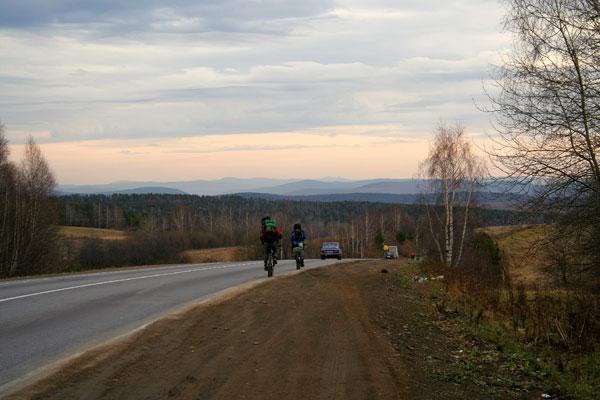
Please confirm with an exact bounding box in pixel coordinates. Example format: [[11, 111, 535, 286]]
[[411, 275, 444, 283]]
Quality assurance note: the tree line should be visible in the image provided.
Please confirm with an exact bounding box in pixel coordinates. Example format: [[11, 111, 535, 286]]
[[58, 193, 419, 260], [0, 125, 59, 277]]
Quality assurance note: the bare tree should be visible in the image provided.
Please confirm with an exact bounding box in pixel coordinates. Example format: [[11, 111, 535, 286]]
[[16, 137, 58, 274], [0, 121, 8, 164], [0, 130, 58, 277], [487, 0, 600, 280], [421, 123, 486, 267], [0, 123, 20, 276]]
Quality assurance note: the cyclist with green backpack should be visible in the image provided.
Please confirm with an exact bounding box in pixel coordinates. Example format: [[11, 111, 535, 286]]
[[260, 216, 283, 270]]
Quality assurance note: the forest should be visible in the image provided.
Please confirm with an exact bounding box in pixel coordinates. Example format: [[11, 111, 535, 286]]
[[50, 193, 522, 269]]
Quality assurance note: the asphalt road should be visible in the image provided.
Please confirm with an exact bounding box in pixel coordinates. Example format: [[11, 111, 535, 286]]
[[0, 259, 342, 393]]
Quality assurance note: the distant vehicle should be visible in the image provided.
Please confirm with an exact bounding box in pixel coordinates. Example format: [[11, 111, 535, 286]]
[[320, 242, 342, 260], [384, 245, 399, 259]]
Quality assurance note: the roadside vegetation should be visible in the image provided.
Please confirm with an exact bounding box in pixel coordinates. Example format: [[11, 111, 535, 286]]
[[374, 256, 598, 399], [409, 235, 600, 399], [407, 1, 600, 397]]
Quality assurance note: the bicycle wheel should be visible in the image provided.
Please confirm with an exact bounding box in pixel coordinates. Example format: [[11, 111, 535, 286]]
[[267, 253, 274, 277]]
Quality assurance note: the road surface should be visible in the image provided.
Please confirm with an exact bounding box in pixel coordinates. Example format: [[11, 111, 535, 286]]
[[0, 259, 340, 394]]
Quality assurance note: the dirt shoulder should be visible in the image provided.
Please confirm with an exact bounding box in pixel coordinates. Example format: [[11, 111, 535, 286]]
[[6, 261, 542, 400]]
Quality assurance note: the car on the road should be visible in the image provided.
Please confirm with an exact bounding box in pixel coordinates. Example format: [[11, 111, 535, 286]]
[[320, 241, 342, 260]]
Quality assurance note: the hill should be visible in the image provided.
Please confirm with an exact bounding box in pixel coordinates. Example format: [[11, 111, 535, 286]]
[[237, 192, 421, 203], [111, 187, 187, 195], [58, 178, 294, 196], [252, 178, 420, 196]]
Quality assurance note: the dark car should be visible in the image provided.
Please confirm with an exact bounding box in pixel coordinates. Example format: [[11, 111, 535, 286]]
[[320, 241, 342, 260]]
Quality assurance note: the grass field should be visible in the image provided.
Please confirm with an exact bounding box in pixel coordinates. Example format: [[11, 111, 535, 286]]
[[483, 224, 552, 287], [57, 226, 129, 241], [181, 246, 249, 263]]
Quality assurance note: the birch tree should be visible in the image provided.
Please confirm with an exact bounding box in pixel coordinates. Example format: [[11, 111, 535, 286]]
[[15, 137, 57, 275], [0, 131, 58, 277], [0, 123, 18, 276], [421, 123, 486, 267]]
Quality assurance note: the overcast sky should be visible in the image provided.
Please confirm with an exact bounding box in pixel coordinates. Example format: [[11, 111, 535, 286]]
[[0, 0, 509, 184]]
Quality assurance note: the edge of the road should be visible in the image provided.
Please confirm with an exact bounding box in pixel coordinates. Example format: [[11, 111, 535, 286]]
[[0, 259, 362, 398], [0, 261, 230, 285]]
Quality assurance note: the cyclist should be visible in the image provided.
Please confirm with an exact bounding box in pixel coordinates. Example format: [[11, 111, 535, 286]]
[[290, 223, 306, 267], [260, 216, 283, 269]]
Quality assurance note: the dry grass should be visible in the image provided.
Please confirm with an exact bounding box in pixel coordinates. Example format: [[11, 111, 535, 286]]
[[57, 226, 129, 241], [482, 225, 552, 288], [480, 224, 543, 240], [181, 247, 249, 263]]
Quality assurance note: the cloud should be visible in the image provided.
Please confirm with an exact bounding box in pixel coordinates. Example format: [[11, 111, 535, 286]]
[[1, 0, 509, 182], [0, 1, 335, 38], [0, 52, 500, 142]]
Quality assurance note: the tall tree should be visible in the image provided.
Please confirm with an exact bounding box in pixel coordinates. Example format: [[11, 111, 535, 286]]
[[488, 0, 600, 279], [421, 123, 486, 267], [0, 122, 18, 276], [17, 137, 58, 273], [0, 131, 58, 277], [0, 121, 8, 164]]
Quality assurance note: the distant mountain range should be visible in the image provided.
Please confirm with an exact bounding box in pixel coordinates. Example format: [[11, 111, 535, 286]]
[[58, 178, 426, 196], [56, 186, 188, 196], [111, 186, 188, 195], [249, 179, 427, 196], [58, 178, 293, 196], [57, 177, 527, 208]]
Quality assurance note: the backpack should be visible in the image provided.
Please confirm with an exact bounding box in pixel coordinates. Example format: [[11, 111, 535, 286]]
[[263, 217, 277, 232], [293, 230, 304, 242]]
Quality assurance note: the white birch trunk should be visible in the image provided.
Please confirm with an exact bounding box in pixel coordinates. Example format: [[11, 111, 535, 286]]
[[447, 187, 457, 266], [455, 182, 474, 268], [426, 203, 444, 262]]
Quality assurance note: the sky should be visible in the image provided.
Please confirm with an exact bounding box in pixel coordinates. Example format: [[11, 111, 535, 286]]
[[0, 0, 509, 184]]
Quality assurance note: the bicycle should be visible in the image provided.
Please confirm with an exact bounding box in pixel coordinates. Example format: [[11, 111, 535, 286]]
[[293, 243, 305, 270], [266, 245, 276, 277]]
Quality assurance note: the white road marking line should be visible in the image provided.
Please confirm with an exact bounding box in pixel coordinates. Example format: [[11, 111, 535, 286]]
[[0, 262, 229, 288], [0, 262, 256, 304]]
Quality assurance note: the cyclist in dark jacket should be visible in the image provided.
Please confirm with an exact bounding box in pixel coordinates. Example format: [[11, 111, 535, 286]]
[[290, 223, 306, 267]]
